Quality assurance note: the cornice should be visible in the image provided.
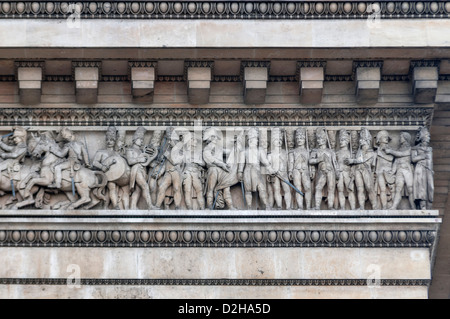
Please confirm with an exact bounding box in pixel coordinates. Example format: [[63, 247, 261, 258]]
[[0, 2, 449, 20]]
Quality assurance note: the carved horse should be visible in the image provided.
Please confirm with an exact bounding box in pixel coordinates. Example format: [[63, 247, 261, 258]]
[[17, 133, 107, 210]]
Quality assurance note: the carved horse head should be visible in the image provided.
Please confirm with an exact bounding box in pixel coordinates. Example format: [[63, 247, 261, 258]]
[[29, 131, 57, 159]]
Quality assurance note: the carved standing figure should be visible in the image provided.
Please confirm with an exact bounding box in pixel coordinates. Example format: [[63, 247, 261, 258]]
[[411, 127, 434, 209], [374, 130, 394, 209], [92, 126, 131, 210], [146, 130, 165, 206], [238, 128, 274, 210], [288, 128, 312, 210], [154, 127, 184, 210], [125, 127, 158, 210], [335, 129, 356, 210], [385, 132, 415, 210], [204, 127, 239, 210], [309, 127, 339, 210], [182, 134, 206, 210], [344, 128, 378, 210]]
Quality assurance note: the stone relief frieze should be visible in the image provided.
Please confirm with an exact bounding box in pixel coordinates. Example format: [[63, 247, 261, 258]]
[[0, 124, 434, 211]]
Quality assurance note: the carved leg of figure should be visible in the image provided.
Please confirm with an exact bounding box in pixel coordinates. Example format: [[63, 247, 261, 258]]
[[223, 187, 235, 210], [136, 173, 156, 210], [348, 189, 356, 210], [68, 186, 91, 210], [390, 172, 405, 210], [362, 171, 378, 210], [107, 182, 120, 210], [337, 175, 346, 210], [53, 162, 70, 189], [266, 180, 274, 209], [149, 176, 158, 206], [244, 191, 253, 210], [293, 171, 303, 210], [121, 186, 130, 210], [171, 172, 182, 210], [301, 172, 312, 210], [377, 176, 388, 209], [355, 173, 365, 210], [183, 175, 193, 210], [155, 174, 171, 209], [326, 172, 336, 210], [314, 173, 326, 210], [272, 178, 282, 209], [130, 187, 141, 210], [256, 183, 269, 210], [193, 176, 205, 210], [206, 171, 218, 209], [281, 180, 292, 210], [405, 172, 415, 210]]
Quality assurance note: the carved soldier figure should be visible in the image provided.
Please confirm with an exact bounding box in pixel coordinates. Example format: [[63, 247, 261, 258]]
[[309, 127, 339, 210], [204, 127, 238, 210], [92, 126, 131, 210], [50, 127, 91, 189], [146, 130, 165, 206], [385, 132, 415, 210], [288, 128, 312, 210], [374, 130, 394, 209], [411, 127, 434, 209], [154, 127, 184, 210], [344, 128, 378, 210], [238, 127, 274, 210], [335, 129, 356, 210], [182, 134, 206, 210], [125, 127, 157, 210], [268, 128, 292, 209], [0, 127, 28, 171]]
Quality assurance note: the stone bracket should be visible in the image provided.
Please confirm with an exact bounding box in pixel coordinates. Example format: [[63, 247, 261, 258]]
[[185, 61, 214, 105], [72, 61, 101, 104], [14, 61, 45, 105], [297, 61, 326, 104], [241, 61, 270, 105], [411, 61, 440, 104], [354, 61, 383, 104], [129, 61, 158, 104]]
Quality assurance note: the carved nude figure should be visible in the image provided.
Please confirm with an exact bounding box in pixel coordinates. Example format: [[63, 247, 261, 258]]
[[288, 128, 312, 210]]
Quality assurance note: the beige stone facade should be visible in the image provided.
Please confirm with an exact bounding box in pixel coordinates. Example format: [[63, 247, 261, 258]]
[[0, 1, 449, 299]]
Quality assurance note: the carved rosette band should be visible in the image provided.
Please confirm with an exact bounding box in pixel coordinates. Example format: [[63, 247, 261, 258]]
[[0, 229, 436, 248], [0, 2, 449, 19]]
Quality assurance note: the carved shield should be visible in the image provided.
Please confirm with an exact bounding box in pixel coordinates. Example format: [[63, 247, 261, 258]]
[[103, 155, 128, 182]]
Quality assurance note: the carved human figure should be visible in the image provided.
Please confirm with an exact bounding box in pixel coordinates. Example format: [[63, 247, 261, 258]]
[[204, 127, 239, 210], [374, 130, 394, 209], [146, 130, 165, 206], [411, 127, 434, 209], [288, 128, 312, 210], [125, 127, 157, 210], [92, 126, 131, 210], [0, 127, 29, 200], [237, 128, 274, 210], [344, 128, 378, 210], [309, 127, 339, 210], [154, 127, 184, 210], [50, 127, 91, 189], [0, 127, 28, 172], [182, 134, 206, 210], [385, 132, 415, 210], [335, 129, 356, 210], [268, 128, 292, 209]]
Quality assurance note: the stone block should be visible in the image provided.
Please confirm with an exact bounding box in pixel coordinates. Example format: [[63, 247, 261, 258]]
[[17, 67, 42, 105], [243, 67, 268, 104], [187, 67, 211, 105], [356, 67, 381, 104], [413, 67, 438, 104], [299, 67, 324, 104], [74, 67, 99, 104], [435, 81, 450, 103]]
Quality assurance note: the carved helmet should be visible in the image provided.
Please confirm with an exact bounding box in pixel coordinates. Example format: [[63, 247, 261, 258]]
[[247, 127, 259, 140], [105, 126, 117, 141], [359, 127, 373, 146], [12, 126, 27, 140], [132, 126, 146, 143], [416, 126, 430, 144], [339, 128, 350, 144], [203, 127, 221, 142], [149, 130, 164, 147]]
